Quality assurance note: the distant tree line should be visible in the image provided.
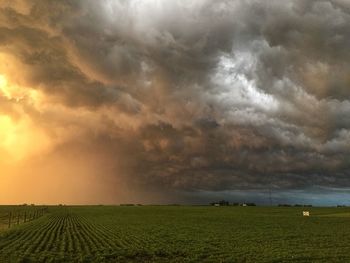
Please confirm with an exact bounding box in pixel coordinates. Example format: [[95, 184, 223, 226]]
[[119, 204, 143, 206], [278, 204, 313, 207], [210, 200, 256, 206], [278, 204, 348, 207]]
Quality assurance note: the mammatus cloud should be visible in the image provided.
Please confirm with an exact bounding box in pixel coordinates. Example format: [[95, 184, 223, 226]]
[[0, 0, 350, 204]]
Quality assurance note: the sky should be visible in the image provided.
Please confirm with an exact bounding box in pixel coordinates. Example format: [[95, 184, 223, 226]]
[[0, 0, 350, 205]]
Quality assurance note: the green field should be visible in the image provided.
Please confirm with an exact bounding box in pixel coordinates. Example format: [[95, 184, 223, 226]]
[[0, 206, 350, 262]]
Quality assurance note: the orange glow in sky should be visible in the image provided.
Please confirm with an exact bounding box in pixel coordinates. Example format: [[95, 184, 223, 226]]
[[0, 74, 49, 163]]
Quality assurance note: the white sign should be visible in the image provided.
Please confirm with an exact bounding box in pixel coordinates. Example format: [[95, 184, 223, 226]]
[[303, 211, 310, 216]]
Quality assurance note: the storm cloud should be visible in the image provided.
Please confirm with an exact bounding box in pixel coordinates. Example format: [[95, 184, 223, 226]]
[[1, 0, 350, 204]]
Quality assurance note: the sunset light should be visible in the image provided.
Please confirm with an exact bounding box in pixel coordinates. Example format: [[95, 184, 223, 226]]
[[0, 0, 349, 205]]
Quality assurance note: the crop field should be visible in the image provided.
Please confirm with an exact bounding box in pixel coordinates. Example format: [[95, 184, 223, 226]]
[[0, 206, 350, 262]]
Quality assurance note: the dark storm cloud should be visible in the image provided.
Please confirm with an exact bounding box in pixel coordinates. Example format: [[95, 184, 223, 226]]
[[1, 0, 350, 201]]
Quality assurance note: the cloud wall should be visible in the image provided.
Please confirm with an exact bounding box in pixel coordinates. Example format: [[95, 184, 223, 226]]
[[0, 0, 350, 204]]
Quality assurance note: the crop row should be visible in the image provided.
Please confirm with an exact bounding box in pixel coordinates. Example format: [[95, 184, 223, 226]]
[[0, 207, 193, 262], [0, 209, 132, 261]]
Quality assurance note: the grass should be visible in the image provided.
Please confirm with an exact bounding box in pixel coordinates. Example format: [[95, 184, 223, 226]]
[[0, 206, 350, 262]]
